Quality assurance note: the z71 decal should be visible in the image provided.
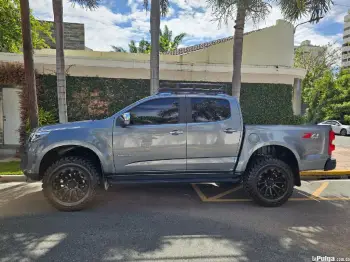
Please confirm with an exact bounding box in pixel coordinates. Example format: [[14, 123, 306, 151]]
[[302, 133, 320, 139]]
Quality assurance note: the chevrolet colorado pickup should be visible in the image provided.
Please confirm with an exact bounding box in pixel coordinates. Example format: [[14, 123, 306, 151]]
[[21, 87, 336, 211]]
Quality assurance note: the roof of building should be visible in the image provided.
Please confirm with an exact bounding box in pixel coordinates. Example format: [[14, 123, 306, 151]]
[[164, 28, 265, 55]]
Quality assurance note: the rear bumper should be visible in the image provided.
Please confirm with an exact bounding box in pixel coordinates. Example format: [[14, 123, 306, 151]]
[[324, 158, 336, 171]]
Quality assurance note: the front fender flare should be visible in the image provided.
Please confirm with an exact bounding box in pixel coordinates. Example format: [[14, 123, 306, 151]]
[[37, 140, 110, 173]]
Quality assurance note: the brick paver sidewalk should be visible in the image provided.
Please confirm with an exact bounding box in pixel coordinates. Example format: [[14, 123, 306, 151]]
[[332, 147, 350, 170]]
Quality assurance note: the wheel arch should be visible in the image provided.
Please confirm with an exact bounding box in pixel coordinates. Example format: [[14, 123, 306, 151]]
[[244, 143, 301, 186], [38, 142, 107, 180]]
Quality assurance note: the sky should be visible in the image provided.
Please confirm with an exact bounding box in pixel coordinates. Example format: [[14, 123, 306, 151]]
[[29, 0, 350, 52]]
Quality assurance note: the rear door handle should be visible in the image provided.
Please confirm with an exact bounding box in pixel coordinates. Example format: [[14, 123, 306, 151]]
[[170, 130, 183, 135], [223, 128, 237, 134]]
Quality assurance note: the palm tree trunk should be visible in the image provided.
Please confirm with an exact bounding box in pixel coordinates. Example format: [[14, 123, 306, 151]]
[[150, 0, 160, 95], [53, 0, 68, 123], [19, 0, 39, 130], [232, 5, 246, 101]]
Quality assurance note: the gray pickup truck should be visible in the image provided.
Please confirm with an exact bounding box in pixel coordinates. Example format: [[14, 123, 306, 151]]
[[21, 87, 336, 211]]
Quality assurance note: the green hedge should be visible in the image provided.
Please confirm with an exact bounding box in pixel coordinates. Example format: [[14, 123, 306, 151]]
[[37, 75, 301, 125], [240, 83, 303, 125]]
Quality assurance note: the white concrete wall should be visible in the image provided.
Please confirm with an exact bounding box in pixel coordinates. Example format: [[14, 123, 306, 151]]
[[0, 19, 305, 86], [182, 20, 294, 67]]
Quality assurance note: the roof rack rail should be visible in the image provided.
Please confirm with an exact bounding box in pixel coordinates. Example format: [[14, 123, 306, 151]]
[[158, 82, 226, 95]]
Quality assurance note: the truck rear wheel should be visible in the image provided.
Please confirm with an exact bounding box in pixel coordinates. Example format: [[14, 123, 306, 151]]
[[42, 157, 99, 211], [243, 157, 294, 207]]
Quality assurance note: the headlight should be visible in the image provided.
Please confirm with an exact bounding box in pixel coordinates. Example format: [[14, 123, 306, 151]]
[[29, 130, 50, 142]]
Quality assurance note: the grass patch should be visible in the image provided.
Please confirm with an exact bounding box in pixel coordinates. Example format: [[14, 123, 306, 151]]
[[0, 161, 23, 175]]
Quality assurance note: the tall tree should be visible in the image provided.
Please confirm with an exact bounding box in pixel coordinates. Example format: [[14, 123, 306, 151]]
[[1, 0, 53, 53], [143, 0, 169, 94], [52, 0, 100, 123], [294, 42, 342, 122], [112, 26, 186, 54], [19, 0, 39, 130], [129, 39, 151, 53], [303, 69, 350, 124], [207, 0, 333, 101]]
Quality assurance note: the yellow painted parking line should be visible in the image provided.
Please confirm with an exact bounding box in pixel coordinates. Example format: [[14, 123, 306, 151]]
[[208, 185, 243, 200], [301, 170, 350, 176], [311, 182, 329, 198], [191, 184, 208, 201], [201, 197, 350, 202], [192, 182, 350, 203]]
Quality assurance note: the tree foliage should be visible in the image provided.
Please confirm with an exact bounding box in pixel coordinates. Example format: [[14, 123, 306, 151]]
[[294, 42, 343, 123], [112, 25, 186, 54], [0, 0, 53, 53], [303, 69, 350, 124]]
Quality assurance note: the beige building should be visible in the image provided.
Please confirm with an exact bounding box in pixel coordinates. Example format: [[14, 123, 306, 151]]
[[342, 10, 350, 69], [0, 19, 306, 146]]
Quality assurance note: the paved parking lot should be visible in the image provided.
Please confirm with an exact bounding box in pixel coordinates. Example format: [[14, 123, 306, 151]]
[[334, 135, 350, 148], [1, 180, 350, 262]]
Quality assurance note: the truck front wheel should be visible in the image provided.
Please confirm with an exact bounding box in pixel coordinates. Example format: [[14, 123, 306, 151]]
[[42, 157, 99, 211], [243, 157, 294, 207]]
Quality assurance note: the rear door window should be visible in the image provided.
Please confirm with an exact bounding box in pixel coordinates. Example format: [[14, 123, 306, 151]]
[[190, 98, 231, 123]]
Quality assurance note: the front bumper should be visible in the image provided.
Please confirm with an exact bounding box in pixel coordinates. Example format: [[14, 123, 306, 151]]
[[324, 158, 336, 171], [20, 144, 41, 181]]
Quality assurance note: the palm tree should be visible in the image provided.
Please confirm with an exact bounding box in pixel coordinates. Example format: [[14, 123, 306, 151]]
[[19, 0, 39, 130], [112, 26, 186, 54], [159, 25, 186, 52], [143, 0, 169, 94], [52, 0, 100, 123], [207, 0, 333, 101]]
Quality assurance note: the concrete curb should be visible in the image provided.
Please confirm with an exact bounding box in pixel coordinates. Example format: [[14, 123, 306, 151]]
[[301, 170, 350, 176], [0, 175, 32, 183]]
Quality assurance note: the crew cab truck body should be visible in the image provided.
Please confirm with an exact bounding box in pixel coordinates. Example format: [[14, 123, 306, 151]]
[[21, 88, 336, 211]]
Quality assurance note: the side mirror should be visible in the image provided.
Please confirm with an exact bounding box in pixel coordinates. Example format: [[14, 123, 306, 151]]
[[118, 112, 131, 128]]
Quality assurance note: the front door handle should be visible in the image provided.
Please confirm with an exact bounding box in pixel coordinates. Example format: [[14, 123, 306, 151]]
[[170, 130, 183, 135], [223, 128, 237, 134]]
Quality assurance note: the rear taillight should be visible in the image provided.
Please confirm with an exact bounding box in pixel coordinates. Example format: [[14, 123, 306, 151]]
[[328, 130, 335, 155]]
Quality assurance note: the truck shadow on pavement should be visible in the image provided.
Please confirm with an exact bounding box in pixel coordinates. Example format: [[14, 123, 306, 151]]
[[0, 183, 350, 262]]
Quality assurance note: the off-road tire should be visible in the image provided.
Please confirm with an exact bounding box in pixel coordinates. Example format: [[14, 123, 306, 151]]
[[243, 157, 294, 207], [42, 156, 99, 211], [340, 129, 347, 136]]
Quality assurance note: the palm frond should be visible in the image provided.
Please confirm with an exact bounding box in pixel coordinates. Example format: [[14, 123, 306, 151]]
[[129, 40, 138, 53], [207, 0, 271, 26], [111, 46, 127, 52], [69, 0, 101, 10], [143, 0, 149, 10], [278, 0, 333, 22], [173, 33, 186, 47], [160, 0, 169, 16], [163, 25, 172, 41]]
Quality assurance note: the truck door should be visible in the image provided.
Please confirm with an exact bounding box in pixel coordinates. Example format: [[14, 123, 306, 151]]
[[186, 96, 243, 172], [112, 97, 187, 173]]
